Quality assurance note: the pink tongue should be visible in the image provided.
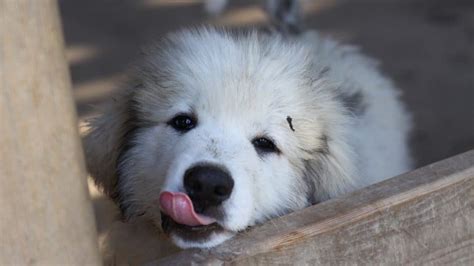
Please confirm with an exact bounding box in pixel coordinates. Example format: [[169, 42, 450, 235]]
[[159, 191, 216, 226]]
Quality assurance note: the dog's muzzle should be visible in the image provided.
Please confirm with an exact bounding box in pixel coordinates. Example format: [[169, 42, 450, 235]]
[[159, 164, 233, 231], [184, 164, 234, 212]]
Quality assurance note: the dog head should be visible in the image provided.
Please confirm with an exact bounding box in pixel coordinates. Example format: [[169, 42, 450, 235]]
[[84, 28, 358, 248]]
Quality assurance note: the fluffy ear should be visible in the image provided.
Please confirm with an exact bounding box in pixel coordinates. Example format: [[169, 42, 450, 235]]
[[304, 139, 361, 204], [82, 89, 134, 198]]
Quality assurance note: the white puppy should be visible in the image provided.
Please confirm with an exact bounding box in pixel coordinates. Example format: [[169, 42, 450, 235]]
[[84, 1, 411, 251]]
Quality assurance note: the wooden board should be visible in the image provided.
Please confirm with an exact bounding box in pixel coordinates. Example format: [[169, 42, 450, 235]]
[[153, 150, 474, 265], [0, 1, 101, 265]]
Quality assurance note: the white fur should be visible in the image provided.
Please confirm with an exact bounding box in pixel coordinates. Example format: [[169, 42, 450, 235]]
[[84, 27, 412, 249]]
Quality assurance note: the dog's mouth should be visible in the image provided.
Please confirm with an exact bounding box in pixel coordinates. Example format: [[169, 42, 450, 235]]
[[160, 212, 225, 241], [159, 191, 228, 243]]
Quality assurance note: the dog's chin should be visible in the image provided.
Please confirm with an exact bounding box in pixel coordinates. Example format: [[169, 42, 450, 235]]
[[160, 213, 236, 249]]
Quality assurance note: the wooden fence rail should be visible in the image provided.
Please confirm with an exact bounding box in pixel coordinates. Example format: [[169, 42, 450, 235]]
[[153, 150, 474, 265], [0, 1, 101, 265]]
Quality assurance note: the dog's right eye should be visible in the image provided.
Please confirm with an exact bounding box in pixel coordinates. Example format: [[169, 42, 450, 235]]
[[168, 114, 197, 132], [252, 137, 280, 154]]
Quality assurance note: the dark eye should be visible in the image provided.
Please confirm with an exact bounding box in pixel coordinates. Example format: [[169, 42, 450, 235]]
[[168, 114, 197, 132], [252, 137, 280, 154]]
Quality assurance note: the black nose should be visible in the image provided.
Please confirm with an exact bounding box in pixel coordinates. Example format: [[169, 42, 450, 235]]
[[184, 165, 234, 212]]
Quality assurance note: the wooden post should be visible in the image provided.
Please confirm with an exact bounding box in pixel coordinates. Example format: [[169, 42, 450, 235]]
[[153, 150, 474, 265], [0, 1, 101, 265]]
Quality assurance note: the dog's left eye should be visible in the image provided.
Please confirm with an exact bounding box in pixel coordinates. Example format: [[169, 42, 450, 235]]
[[168, 114, 197, 132], [252, 137, 280, 154]]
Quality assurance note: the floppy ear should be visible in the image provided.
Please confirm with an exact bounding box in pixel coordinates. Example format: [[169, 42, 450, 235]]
[[303, 137, 362, 204], [82, 88, 134, 198]]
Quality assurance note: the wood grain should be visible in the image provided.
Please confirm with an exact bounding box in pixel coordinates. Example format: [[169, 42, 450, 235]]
[[0, 1, 101, 264], [153, 150, 474, 265]]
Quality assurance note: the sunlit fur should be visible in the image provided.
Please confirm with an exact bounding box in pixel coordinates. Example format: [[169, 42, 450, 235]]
[[84, 28, 412, 249]]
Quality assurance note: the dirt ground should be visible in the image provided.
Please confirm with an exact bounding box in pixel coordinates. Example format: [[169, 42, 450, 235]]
[[60, 0, 473, 168]]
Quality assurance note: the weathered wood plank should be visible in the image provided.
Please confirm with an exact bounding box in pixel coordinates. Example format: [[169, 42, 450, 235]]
[[0, 1, 101, 265], [153, 150, 474, 265]]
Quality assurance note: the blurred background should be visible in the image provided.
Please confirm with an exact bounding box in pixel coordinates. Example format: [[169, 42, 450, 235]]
[[60, 0, 474, 169]]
